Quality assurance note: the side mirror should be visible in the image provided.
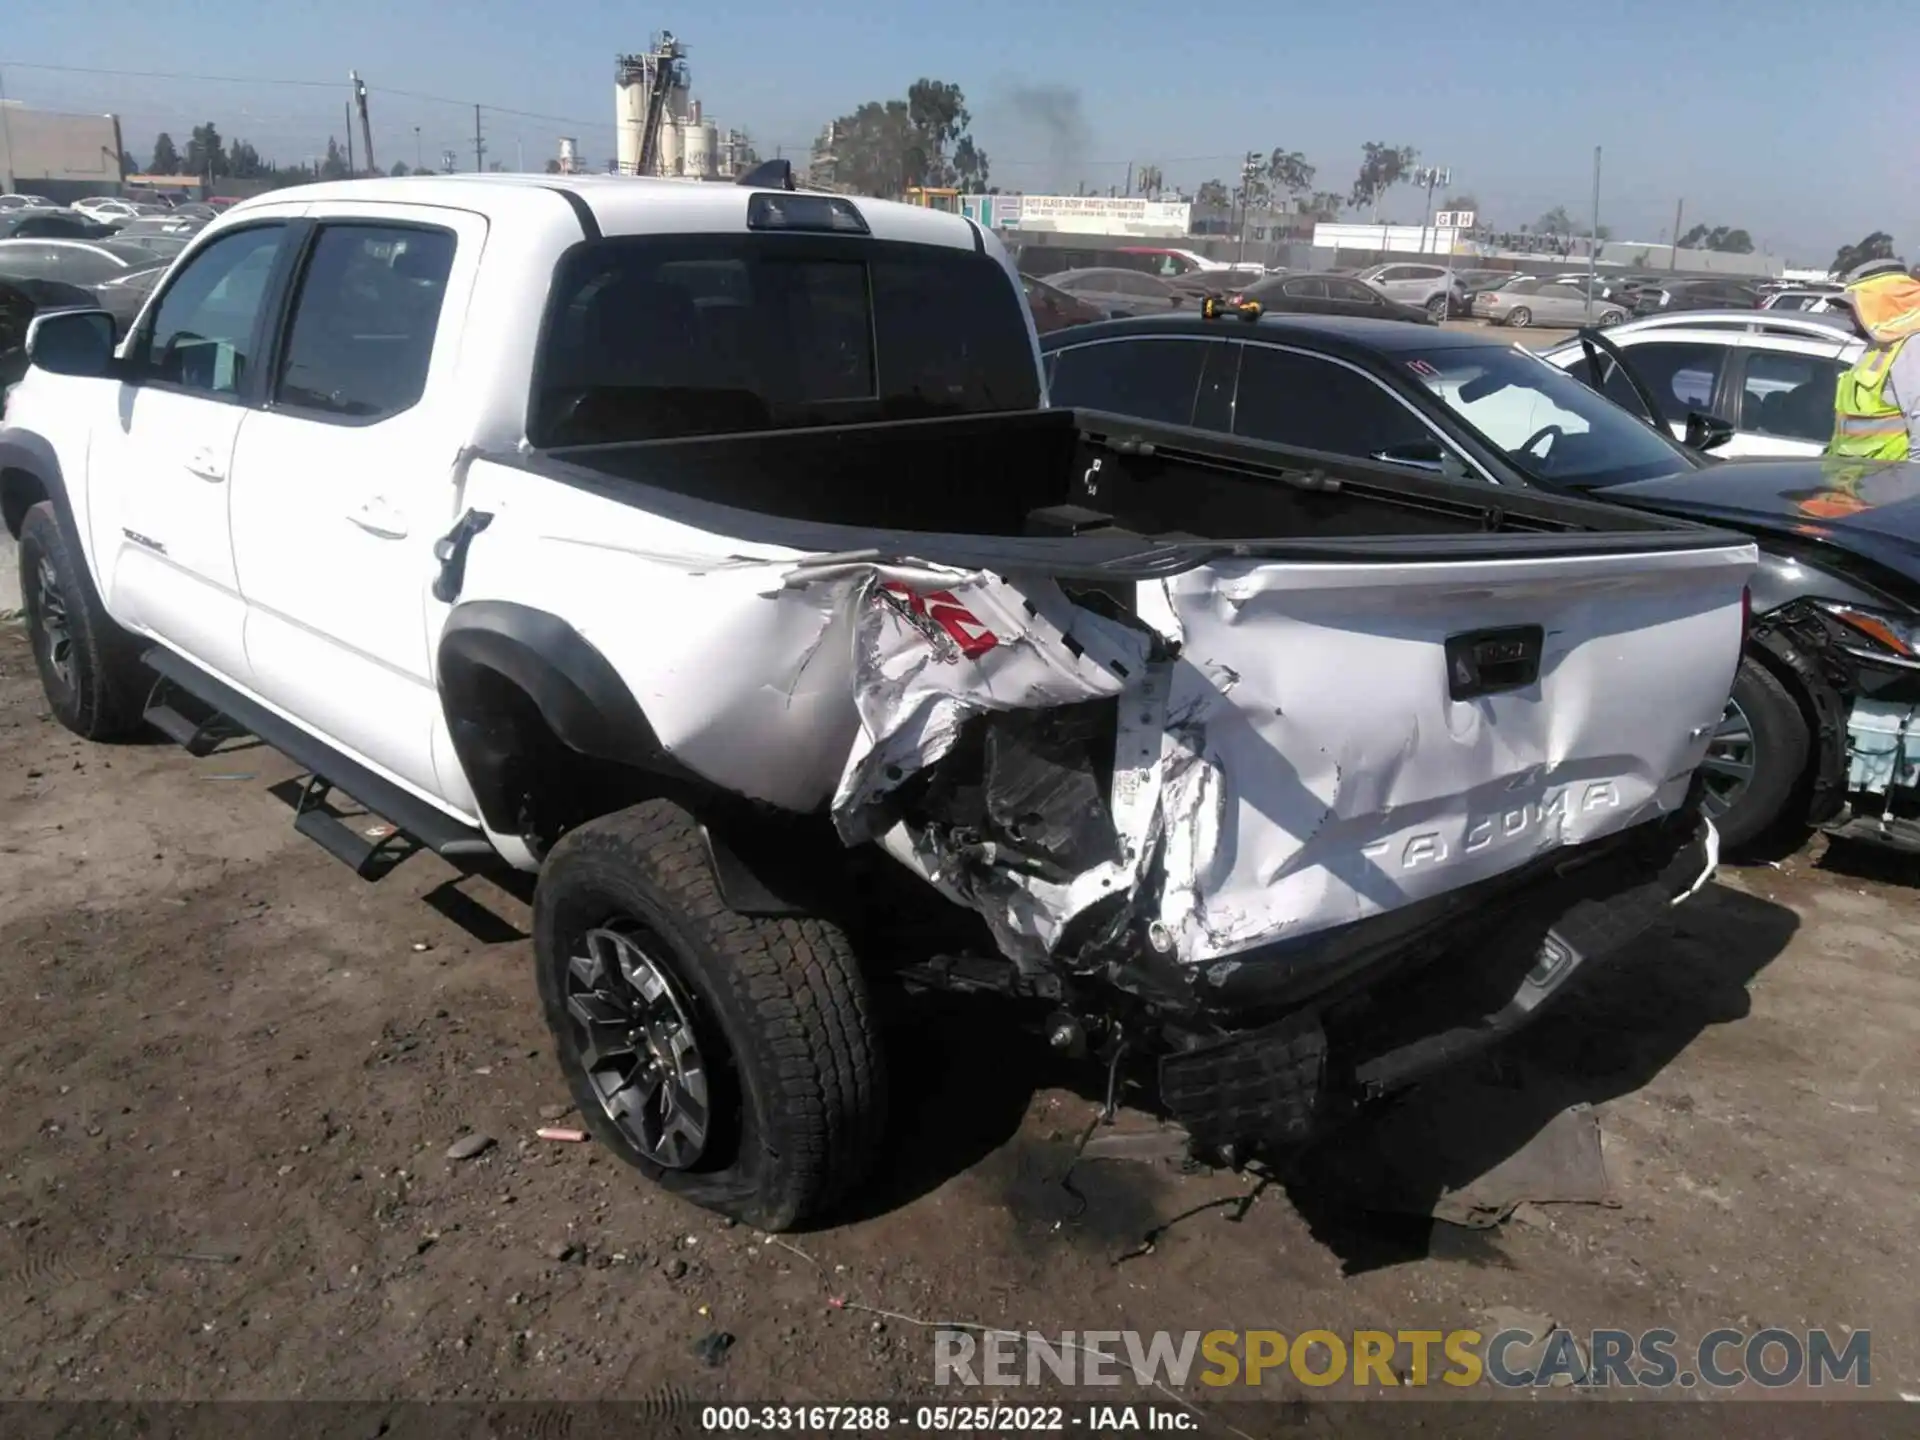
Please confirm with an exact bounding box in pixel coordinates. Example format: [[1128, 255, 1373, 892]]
[[26, 309, 117, 378], [1684, 410, 1735, 452]]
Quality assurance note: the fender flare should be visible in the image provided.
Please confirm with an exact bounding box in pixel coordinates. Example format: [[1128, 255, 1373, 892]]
[[437, 600, 689, 820], [0, 428, 72, 539], [436, 601, 815, 916]]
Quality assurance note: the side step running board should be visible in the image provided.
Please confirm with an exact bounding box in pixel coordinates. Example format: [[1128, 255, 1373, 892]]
[[141, 647, 495, 878]]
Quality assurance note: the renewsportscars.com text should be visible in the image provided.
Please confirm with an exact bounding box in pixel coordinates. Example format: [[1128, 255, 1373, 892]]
[[933, 1327, 1871, 1390]]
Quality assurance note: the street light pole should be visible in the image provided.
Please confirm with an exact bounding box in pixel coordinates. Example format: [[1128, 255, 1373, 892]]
[[1236, 150, 1261, 266], [414, 125, 422, 171], [1585, 145, 1602, 323]]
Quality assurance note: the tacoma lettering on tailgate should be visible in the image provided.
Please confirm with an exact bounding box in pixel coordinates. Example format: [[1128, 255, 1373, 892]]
[[1363, 781, 1623, 872]]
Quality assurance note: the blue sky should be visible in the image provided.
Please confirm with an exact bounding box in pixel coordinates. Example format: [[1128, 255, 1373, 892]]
[[3, 0, 1898, 266]]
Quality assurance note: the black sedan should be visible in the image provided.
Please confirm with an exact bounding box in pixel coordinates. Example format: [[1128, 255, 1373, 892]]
[[1040, 310, 1920, 856], [0, 209, 113, 241], [1234, 271, 1437, 324], [1043, 267, 1189, 319]]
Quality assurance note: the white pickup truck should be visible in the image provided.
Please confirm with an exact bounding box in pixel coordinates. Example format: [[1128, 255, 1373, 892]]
[[0, 168, 1753, 1228]]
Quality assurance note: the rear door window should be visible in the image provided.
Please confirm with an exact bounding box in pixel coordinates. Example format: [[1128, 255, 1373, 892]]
[[533, 235, 1039, 445], [1583, 340, 1726, 422], [1047, 338, 1207, 426], [1738, 350, 1848, 442], [1232, 345, 1441, 458]]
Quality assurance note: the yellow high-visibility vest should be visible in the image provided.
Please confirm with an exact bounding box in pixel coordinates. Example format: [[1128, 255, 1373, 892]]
[[1831, 338, 1910, 461]]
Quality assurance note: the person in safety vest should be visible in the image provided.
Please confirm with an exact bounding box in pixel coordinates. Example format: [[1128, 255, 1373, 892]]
[[1830, 258, 1920, 460]]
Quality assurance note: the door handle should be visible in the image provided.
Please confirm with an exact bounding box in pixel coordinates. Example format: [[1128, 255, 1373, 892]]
[[347, 499, 408, 539], [184, 445, 226, 482]]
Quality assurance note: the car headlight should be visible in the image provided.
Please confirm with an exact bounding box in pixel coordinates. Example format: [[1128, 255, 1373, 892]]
[[1817, 601, 1920, 667]]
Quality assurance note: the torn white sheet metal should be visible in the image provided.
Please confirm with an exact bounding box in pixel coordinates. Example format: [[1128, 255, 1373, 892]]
[[814, 564, 1152, 839], [811, 545, 1747, 972]]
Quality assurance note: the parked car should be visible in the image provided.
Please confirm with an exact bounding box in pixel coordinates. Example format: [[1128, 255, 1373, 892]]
[[1540, 310, 1863, 458], [90, 263, 168, 337], [1113, 246, 1243, 278], [1020, 273, 1106, 334], [1762, 290, 1842, 314], [0, 238, 171, 288], [0, 210, 112, 241], [1631, 278, 1763, 315], [0, 276, 97, 390], [1356, 262, 1465, 323], [1471, 276, 1629, 328], [1039, 308, 1920, 854], [108, 232, 195, 263], [70, 197, 140, 224], [119, 214, 208, 239], [0, 194, 56, 212], [1044, 266, 1188, 317], [2, 172, 1742, 1225], [1237, 271, 1437, 323]]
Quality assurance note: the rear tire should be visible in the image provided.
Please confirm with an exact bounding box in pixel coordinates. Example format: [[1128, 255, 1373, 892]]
[[1599, 308, 1626, 327], [1426, 293, 1448, 323], [16, 501, 148, 740], [1505, 307, 1533, 328], [1700, 656, 1810, 854], [533, 798, 886, 1230]]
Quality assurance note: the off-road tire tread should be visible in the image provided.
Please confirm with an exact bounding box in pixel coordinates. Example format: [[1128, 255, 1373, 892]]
[[539, 799, 884, 1228], [18, 501, 147, 740], [1716, 654, 1812, 855]]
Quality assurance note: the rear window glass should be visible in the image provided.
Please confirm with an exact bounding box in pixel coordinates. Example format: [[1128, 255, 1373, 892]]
[[531, 235, 1040, 446]]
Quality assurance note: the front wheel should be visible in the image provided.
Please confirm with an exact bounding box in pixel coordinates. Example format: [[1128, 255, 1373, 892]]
[[1426, 293, 1448, 323], [1599, 308, 1626, 327], [1504, 307, 1533, 328], [1698, 656, 1811, 853], [533, 799, 886, 1230], [16, 501, 148, 740]]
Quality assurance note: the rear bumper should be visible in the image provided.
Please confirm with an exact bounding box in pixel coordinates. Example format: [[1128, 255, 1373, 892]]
[[1158, 809, 1718, 1151]]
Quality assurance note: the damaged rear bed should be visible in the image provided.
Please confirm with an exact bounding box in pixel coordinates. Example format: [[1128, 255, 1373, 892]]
[[461, 407, 1752, 1143]]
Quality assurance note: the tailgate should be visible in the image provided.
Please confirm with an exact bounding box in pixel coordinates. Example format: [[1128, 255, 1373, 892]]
[[1144, 542, 1751, 964]]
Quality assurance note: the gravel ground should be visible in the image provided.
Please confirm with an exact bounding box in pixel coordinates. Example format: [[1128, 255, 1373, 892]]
[[1, 621, 1915, 1430]]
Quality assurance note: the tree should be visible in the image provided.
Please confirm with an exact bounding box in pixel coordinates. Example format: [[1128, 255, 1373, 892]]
[[1677, 223, 1755, 254], [822, 78, 987, 196], [1349, 141, 1417, 219], [118, 149, 139, 177], [1441, 192, 1480, 216], [184, 123, 227, 181], [1832, 231, 1895, 273], [1135, 163, 1163, 198], [824, 79, 987, 198], [1295, 190, 1345, 222], [1264, 148, 1315, 203], [319, 137, 350, 182], [150, 132, 181, 174], [390, 160, 412, 177], [1536, 206, 1574, 236], [227, 139, 265, 179], [1195, 178, 1232, 209], [543, 158, 562, 174]]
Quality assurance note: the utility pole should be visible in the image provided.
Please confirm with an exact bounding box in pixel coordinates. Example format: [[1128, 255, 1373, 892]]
[[1586, 145, 1602, 322], [472, 105, 485, 173], [1669, 196, 1684, 271], [351, 72, 375, 176], [1123, 161, 1133, 197], [1237, 149, 1261, 266], [1413, 164, 1450, 257], [344, 102, 355, 175]]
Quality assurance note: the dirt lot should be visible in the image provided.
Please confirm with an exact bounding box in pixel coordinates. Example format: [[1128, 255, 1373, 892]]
[[2, 620, 1917, 1427]]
